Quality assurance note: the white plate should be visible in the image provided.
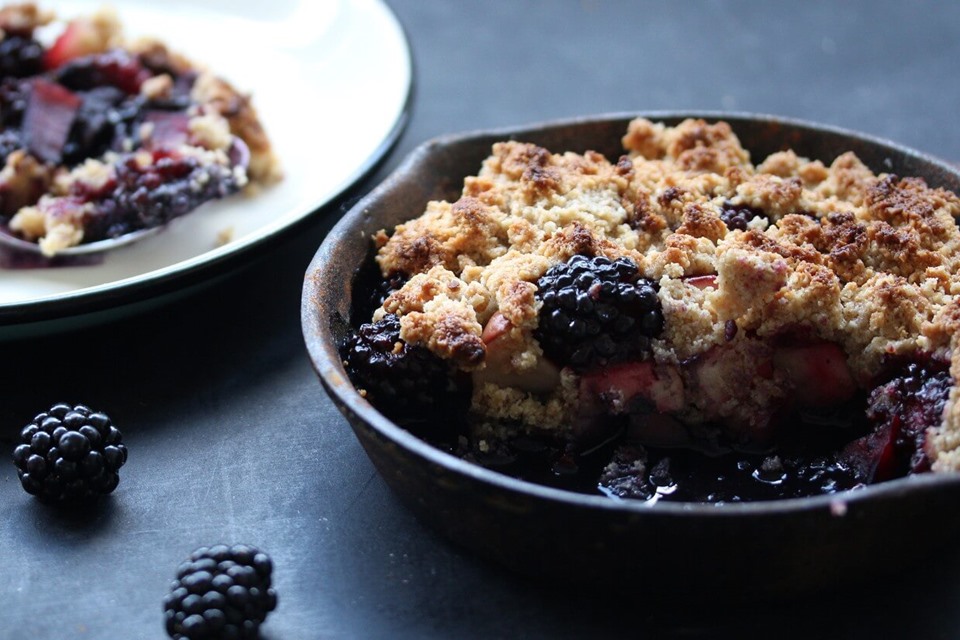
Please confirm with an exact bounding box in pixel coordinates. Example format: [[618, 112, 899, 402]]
[[0, 0, 411, 336]]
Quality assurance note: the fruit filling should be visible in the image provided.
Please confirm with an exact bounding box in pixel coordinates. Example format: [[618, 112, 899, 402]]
[[341, 117, 960, 503], [0, 3, 280, 256]]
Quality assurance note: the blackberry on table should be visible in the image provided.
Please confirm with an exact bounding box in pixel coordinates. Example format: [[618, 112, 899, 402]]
[[11, 402, 128, 502], [163, 544, 278, 640], [534, 254, 664, 370], [342, 314, 471, 424], [719, 201, 768, 231]]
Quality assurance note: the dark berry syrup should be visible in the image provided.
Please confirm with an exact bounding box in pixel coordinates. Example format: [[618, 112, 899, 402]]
[[433, 364, 950, 505]]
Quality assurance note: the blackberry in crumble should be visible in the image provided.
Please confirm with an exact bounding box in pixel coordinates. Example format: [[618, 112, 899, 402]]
[[534, 254, 663, 370], [53, 49, 150, 95], [342, 314, 472, 425], [719, 201, 768, 231], [12, 402, 128, 502], [104, 150, 243, 235], [350, 258, 406, 326], [60, 86, 142, 165], [0, 78, 28, 126], [853, 363, 952, 481], [0, 35, 43, 78], [163, 544, 277, 640]]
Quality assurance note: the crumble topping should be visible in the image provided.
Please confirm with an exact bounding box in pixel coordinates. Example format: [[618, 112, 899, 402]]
[[366, 117, 960, 474]]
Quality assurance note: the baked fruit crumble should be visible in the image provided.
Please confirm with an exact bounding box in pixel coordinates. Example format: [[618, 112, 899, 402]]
[[0, 2, 281, 256], [342, 117, 960, 503]]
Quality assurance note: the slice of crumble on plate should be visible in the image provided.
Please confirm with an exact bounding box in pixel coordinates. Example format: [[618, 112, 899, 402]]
[[0, 2, 281, 257]]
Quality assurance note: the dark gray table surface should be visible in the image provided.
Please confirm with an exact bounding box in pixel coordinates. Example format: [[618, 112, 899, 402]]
[[3, 1, 960, 638]]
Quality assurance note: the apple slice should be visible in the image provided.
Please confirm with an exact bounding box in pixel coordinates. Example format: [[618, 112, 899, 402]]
[[773, 341, 856, 408], [839, 422, 897, 483], [23, 79, 81, 164], [44, 19, 105, 70], [580, 360, 684, 414], [475, 311, 560, 393], [142, 111, 191, 150], [684, 274, 717, 290]]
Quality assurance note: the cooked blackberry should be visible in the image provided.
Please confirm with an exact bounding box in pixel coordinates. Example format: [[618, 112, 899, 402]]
[[54, 49, 150, 95], [163, 544, 277, 640], [73, 151, 243, 241], [342, 314, 471, 424], [854, 362, 952, 481], [114, 153, 241, 229], [12, 402, 128, 502], [0, 35, 44, 79], [61, 87, 144, 165], [369, 272, 406, 312], [534, 254, 663, 369], [352, 265, 406, 327], [0, 78, 28, 129], [719, 201, 768, 230]]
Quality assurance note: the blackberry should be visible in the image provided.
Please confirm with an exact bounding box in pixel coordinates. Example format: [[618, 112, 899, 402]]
[[342, 314, 471, 424], [75, 151, 242, 241], [369, 272, 406, 311], [113, 153, 241, 229], [11, 403, 128, 502], [719, 201, 768, 231], [0, 78, 29, 128], [61, 87, 144, 165], [534, 254, 663, 369], [348, 254, 408, 326], [858, 362, 952, 480], [163, 544, 278, 640], [54, 49, 150, 95], [0, 35, 44, 79]]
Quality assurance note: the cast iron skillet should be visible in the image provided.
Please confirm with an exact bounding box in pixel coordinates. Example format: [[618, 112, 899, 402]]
[[302, 112, 960, 599]]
